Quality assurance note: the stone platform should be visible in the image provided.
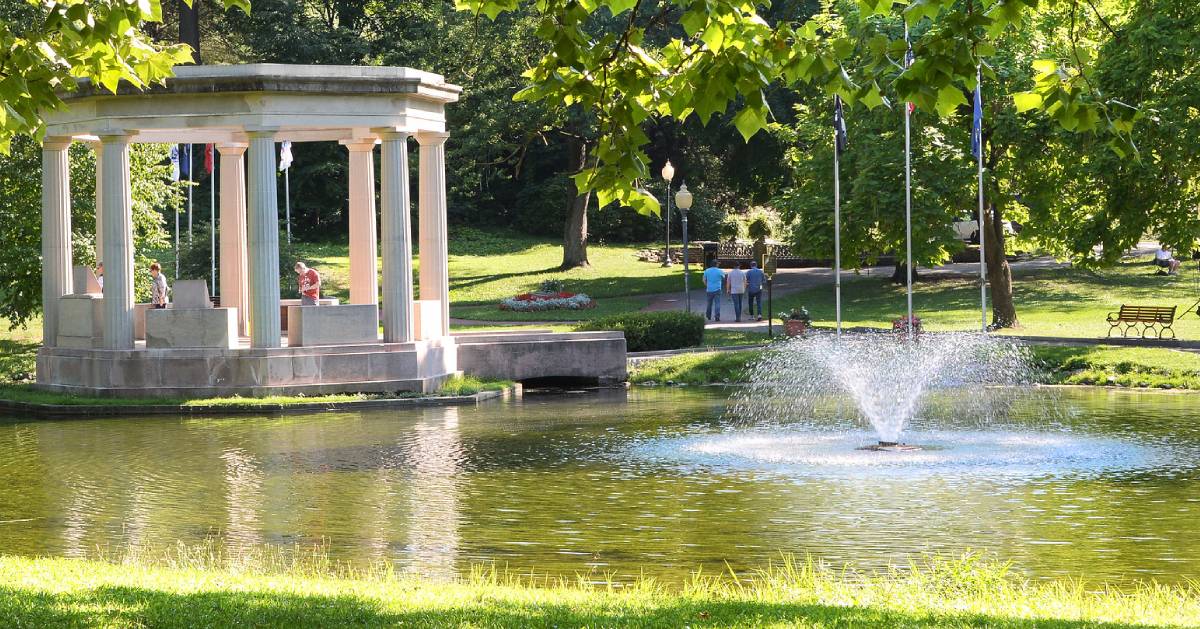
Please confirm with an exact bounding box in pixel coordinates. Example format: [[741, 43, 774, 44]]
[[35, 337, 458, 398], [454, 330, 627, 384]]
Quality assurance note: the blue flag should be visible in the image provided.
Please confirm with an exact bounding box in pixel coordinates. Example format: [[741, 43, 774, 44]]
[[833, 95, 848, 155], [178, 144, 192, 181], [971, 82, 983, 158]]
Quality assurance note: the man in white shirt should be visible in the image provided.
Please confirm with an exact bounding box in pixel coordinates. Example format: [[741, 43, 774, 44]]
[[727, 263, 747, 322], [1155, 247, 1180, 275]]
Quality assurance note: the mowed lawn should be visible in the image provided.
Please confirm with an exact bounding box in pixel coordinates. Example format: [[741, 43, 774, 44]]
[[292, 229, 697, 321], [777, 257, 1200, 339]]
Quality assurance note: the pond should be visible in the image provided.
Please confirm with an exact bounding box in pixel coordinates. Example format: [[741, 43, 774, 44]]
[[0, 387, 1197, 584]]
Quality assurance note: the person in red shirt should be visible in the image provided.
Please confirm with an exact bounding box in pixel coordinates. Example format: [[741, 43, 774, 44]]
[[294, 261, 321, 305]]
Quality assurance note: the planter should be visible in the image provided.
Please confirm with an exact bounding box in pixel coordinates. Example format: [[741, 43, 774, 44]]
[[785, 319, 808, 337]]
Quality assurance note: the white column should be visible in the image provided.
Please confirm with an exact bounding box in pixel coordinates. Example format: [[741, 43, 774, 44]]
[[343, 139, 379, 305], [218, 143, 249, 336], [417, 131, 450, 336], [87, 142, 104, 261], [40, 138, 73, 347], [99, 134, 135, 349], [379, 132, 413, 343], [246, 132, 281, 348]]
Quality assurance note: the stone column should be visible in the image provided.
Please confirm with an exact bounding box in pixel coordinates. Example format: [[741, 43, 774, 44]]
[[218, 143, 249, 336], [246, 132, 281, 348], [86, 141, 104, 261], [343, 139, 379, 306], [40, 137, 73, 347], [379, 132, 413, 343], [417, 131, 450, 337], [99, 134, 135, 349]]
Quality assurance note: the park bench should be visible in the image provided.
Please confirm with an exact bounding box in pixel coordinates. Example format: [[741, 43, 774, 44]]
[[1106, 305, 1178, 339]]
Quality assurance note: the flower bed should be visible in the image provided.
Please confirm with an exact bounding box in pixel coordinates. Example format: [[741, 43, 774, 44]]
[[499, 291, 596, 312]]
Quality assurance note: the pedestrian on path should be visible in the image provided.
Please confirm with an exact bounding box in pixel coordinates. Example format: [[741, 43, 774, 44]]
[[703, 259, 725, 321], [728, 263, 747, 322], [746, 261, 765, 321]]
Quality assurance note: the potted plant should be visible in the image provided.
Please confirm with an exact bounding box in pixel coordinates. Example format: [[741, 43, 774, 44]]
[[892, 315, 923, 336], [785, 307, 811, 337]]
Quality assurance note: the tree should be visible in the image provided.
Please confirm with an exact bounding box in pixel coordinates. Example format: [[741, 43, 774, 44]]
[[0, 0, 248, 151]]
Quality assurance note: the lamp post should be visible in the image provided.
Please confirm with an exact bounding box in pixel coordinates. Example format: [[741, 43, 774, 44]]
[[661, 160, 675, 267], [675, 182, 694, 313]]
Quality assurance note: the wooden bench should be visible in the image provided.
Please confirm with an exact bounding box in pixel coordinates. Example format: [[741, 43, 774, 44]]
[[1106, 305, 1177, 339]]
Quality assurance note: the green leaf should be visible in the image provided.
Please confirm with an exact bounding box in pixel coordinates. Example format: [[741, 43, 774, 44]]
[[700, 23, 725, 52], [1012, 91, 1042, 112], [733, 104, 768, 141], [934, 84, 968, 117], [603, 0, 638, 15]]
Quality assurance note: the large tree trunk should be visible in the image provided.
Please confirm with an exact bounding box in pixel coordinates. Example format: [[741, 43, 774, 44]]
[[983, 200, 1018, 328], [890, 262, 920, 284], [561, 135, 591, 269]]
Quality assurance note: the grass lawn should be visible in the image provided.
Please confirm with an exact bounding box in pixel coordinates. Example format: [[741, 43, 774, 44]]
[[289, 229, 696, 318], [631, 343, 1200, 390], [0, 553, 1196, 628], [775, 258, 1200, 339]]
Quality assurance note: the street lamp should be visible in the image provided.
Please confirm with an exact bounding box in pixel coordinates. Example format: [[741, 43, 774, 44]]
[[661, 160, 675, 267], [675, 181, 694, 313]]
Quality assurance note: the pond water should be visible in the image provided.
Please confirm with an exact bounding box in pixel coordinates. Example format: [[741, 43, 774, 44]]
[[0, 387, 1198, 584]]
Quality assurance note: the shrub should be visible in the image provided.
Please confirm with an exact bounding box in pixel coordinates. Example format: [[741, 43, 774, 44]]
[[578, 311, 705, 352]]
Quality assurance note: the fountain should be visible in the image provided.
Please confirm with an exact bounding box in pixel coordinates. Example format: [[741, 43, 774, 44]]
[[731, 332, 1036, 450]]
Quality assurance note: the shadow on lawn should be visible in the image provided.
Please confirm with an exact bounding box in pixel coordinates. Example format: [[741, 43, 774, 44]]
[[0, 585, 1168, 629], [0, 339, 38, 383]]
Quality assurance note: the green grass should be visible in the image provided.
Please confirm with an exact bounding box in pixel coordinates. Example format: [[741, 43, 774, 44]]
[[436, 374, 513, 396], [630, 350, 758, 385], [0, 552, 1196, 628], [452, 296, 650, 321], [776, 258, 1200, 339], [1030, 345, 1200, 389], [289, 229, 696, 316], [630, 344, 1200, 390]]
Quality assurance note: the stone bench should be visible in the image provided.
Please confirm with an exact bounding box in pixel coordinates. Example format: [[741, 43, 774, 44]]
[[145, 280, 238, 349], [287, 303, 379, 347], [280, 298, 339, 330]]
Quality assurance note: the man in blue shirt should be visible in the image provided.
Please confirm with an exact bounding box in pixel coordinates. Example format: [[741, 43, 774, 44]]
[[745, 261, 766, 321], [702, 259, 726, 321]]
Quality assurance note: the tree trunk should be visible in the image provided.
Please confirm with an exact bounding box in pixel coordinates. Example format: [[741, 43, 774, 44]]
[[561, 135, 591, 269], [177, 0, 201, 64], [890, 262, 920, 284], [983, 201, 1018, 328]]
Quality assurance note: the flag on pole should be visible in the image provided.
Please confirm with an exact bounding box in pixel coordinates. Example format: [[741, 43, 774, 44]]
[[904, 31, 916, 114], [179, 144, 192, 181], [833, 95, 848, 155], [279, 141, 293, 172], [204, 143, 214, 176], [169, 145, 180, 181], [971, 82, 983, 158]]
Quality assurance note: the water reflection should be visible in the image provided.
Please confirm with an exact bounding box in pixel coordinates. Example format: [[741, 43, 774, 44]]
[[0, 387, 1197, 584]]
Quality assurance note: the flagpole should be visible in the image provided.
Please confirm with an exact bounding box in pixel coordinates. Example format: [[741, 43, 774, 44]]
[[903, 24, 914, 342], [835, 115, 844, 340], [211, 149, 217, 296], [976, 64, 988, 333], [285, 168, 292, 244], [187, 144, 193, 242]]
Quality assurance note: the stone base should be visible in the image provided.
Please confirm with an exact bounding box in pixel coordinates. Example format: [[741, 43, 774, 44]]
[[146, 307, 238, 349], [56, 294, 103, 348], [454, 330, 627, 384], [35, 336, 458, 398], [287, 304, 378, 347]]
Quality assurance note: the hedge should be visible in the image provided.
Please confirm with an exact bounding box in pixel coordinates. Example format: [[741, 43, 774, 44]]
[[578, 311, 705, 352]]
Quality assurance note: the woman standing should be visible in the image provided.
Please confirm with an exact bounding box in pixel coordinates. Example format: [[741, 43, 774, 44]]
[[150, 262, 170, 308]]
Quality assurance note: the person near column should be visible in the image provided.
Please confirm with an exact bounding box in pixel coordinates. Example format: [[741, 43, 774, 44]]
[[745, 261, 765, 321], [95, 262, 104, 290], [727, 262, 747, 322], [295, 261, 321, 305], [703, 258, 725, 322], [149, 262, 170, 309]]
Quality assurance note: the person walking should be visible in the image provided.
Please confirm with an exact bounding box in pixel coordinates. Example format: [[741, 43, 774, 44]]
[[746, 261, 765, 321], [703, 258, 725, 322], [149, 262, 169, 309], [727, 262, 747, 322], [295, 261, 321, 305]]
